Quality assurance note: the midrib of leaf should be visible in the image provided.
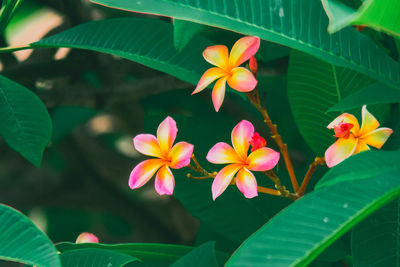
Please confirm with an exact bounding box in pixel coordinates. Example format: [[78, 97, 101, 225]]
[[331, 65, 341, 103]]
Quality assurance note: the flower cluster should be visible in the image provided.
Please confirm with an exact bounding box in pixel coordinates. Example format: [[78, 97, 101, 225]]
[[127, 36, 393, 201]]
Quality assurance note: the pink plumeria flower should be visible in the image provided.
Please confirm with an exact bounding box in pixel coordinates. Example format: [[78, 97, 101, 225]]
[[207, 120, 280, 200], [192, 36, 260, 112], [129, 117, 194, 195], [325, 105, 393, 168], [76, 232, 99, 243]]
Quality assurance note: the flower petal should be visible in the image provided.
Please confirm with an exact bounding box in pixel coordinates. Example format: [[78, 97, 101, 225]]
[[133, 134, 162, 158], [229, 36, 260, 68], [168, 142, 194, 169], [359, 105, 379, 136], [154, 165, 175, 195], [236, 167, 258, 198], [192, 67, 227, 94], [157, 116, 177, 155], [361, 127, 393, 149], [129, 159, 165, 189], [203, 45, 229, 70], [212, 164, 242, 200], [247, 147, 280, 171], [206, 142, 242, 164], [324, 137, 358, 168], [212, 77, 227, 112], [231, 120, 254, 160], [227, 67, 257, 92], [327, 113, 360, 134], [354, 140, 370, 154]]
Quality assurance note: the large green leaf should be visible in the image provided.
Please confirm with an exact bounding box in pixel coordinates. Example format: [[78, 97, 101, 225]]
[[90, 0, 400, 89], [56, 242, 228, 266], [351, 197, 400, 267], [170, 242, 219, 267], [287, 50, 372, 155], [226, 150, 400, 266], [60, 248, 138, 267], [33, 18, 209, 86], [57, 242, 195, 265], [328, 82, 400, 112], [0, 204, 60, 267], [0, 74, 52, 167], [322, 0, 400, 37], [173, 19, 207, 51]]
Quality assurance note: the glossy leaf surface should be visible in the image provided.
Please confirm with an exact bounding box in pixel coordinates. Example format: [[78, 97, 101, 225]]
[[227, 150, 400, 266], [0, 74, 52, 167], [90, 0, 400, 89]]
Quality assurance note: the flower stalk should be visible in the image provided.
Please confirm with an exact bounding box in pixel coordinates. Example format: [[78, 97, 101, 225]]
[[246, 89, 299, 192], [297, 157, 325, 196]]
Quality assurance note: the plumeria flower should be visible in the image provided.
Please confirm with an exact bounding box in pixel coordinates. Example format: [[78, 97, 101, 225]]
[[192, 36, 260, 112], [207, 120, 280, 200], [129, 117, 194, 195], [76, 232, 99, 243], [325, 105, 393, 168]]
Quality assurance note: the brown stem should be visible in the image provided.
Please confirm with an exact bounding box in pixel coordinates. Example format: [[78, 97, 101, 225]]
[[262, 171, 300, 200], [257, 186, 281, 196], [186, 154, 294, 198], [297, 157, 325, 196], [246, 90, 299, 192]]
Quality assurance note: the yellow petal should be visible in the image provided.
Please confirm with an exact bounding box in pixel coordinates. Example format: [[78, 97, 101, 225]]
[[361, 127, 393, 149], [353, 140, 370, 154], [359, 105, 379, 136], [203, 45, 229, 70], [228, 36, 260, 68], [157, 116, 177, 155], [227, 67, 257, 92], [212, 77, 227, 112], [192, 67, 227, 94], [231, 120, 254, 161]]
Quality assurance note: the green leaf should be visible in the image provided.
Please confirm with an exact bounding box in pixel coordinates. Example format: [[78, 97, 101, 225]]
[[57, 242, 194, 265], [90, 0, 400, 89], [170, 242, 219, 267], [226, 150, 400, 266], [0, 0, 23, 34], [0, 74, 52, 167], [33, 18, 209, 86], [316, 150, 399, 189], [322, 0, 400, 37], [351, 197, 400, 267], [51, 106, 97, 143], [287, 50, 372, 155], [173, 19, 207, 51], [328, 82, 400, 112], [60, 248, 139, 267], [0, 204, 60, 267]]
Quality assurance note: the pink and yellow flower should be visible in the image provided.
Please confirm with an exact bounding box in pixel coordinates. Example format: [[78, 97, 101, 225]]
[[207, 120, 280, 200], [192, 36, 260, 112], [129, 117, 194, 195], [76, 232, 99, 243], [325, 105, 393, 168]]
